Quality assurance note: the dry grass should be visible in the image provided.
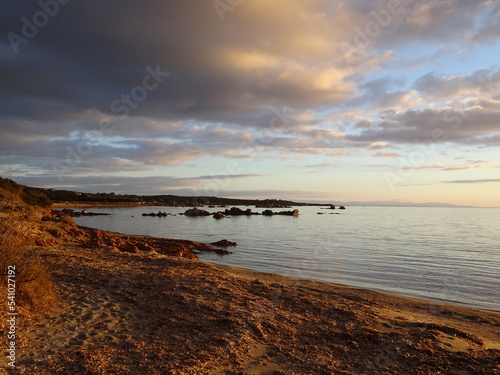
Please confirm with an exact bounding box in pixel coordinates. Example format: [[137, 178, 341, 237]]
[[0, 190, 59, 317]]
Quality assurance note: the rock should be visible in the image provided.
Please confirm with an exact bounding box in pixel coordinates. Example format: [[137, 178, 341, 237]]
[[339, 205, 346, 210], [224, 207, 260, 216], [329, 204, 336, 209], [213, 212, 225, 219], [276, 209, 299, 216], [211, 239, 237, 247], [317, 212, 324, 215], [262, 209, 274, 216], [184, 207, 211, 217]]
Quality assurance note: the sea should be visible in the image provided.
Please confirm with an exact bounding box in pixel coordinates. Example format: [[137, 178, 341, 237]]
[[68, 205, 500, 312]]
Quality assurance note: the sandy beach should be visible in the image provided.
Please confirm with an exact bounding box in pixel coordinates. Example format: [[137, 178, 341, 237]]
[[1, 207, 499, 374]]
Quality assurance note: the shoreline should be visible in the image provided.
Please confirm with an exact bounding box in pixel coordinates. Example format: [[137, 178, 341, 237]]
[[4, 208, 500, 374], [12, 241, 500, 374], [52, 202, 150, 208], [206, 260, 500, 314], [53, 205, 500, 312]]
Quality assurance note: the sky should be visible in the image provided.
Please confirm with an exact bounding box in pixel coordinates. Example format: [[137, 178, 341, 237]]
[[1, 0, 499, 207]]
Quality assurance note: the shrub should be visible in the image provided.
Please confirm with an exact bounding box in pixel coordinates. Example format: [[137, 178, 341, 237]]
[[0, 191, 58, 316], [0, 176, 52, 208]]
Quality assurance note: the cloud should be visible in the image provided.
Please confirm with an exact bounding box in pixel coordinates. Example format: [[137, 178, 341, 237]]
[[444, 179, 500, 184], [414, 68, 500, 101], [403, 163, 444, 170], [372, 152, 401, 158], [346, 106, 500, 146], [1, 0, 500, 185], [442, 165, 488, 171]]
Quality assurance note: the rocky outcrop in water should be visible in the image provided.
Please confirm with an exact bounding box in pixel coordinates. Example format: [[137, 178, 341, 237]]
[[261, 209, 299, 216], [184, 207, 211, 217], [277, 209, 299, 216], [142, 211, 170, 217], [224, 207, 260, 216], [61, 209, 112, 217], [213, 212, 225, 219], [211, 239, 237, 247]]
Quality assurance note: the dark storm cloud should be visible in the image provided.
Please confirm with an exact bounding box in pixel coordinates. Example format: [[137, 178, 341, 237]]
[[1, 0, 500, 183], [1, 0, 354, 124]]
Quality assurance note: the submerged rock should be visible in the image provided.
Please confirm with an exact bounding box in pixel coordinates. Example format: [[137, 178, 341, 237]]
[[211, 239, 237, 247], [142, 211, 169, 217]]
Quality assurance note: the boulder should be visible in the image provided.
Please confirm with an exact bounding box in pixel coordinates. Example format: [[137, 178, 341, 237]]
[[213, 212, 225, 219], [224, 207, 260, 216], [262, 209, 274, 216], [184, 207, 211, 217], [276, 209, 299, 216]]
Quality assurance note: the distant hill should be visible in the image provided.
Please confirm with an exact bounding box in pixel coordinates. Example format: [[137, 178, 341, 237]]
[[33, 187, 329, 207], [0, 177, 52, 207]]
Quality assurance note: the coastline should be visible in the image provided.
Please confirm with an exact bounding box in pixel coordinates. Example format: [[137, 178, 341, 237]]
[[6, 231, 500, 373], [1, 205, 499, 374], [52, 202, 150, 208]]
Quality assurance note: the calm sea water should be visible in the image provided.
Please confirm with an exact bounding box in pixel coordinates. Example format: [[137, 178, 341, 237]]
[[69, 205, 500, 311]]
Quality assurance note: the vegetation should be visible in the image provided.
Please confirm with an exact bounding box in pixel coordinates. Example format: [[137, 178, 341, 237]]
[[36, 188, 325, 207], [0, 186, 58, 318], [0, 177, 52, 208]]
